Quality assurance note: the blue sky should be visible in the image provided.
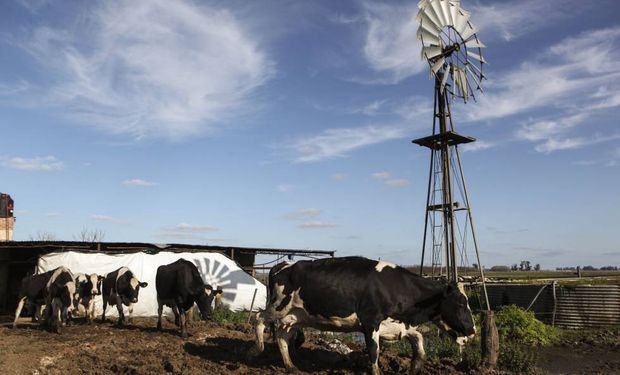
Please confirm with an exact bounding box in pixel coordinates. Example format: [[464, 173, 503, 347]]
[[0, 0, 618, 269]]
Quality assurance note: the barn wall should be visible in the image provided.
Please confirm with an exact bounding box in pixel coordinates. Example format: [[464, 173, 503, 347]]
[[0, 218, 14, 241], [486, 283, 620, 329]]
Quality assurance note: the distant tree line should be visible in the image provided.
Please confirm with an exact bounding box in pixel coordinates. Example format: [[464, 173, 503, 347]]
[[556, 265, 618, 271]]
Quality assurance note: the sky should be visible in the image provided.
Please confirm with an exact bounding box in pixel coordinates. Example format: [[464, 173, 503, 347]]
[[0, 0, 619, 269]]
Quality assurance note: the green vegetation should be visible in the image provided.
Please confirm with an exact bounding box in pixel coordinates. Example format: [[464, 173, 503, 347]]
[[210, 306, 249, 324], [495, 305, 559, 346]]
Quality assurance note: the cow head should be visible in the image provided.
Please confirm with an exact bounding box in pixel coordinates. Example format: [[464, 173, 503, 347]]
[[119, 274, 148, 304], [87, 274, 103, 296], [196, 285, 223, 319], [438, 282, 475, 337]]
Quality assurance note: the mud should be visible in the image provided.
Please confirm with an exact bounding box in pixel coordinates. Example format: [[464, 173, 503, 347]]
[[1, 318, 618, 374]]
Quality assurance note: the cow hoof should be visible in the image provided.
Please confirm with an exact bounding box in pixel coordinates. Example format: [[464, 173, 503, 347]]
[[181, 332, 189, 339], [285, 367, 299, 374], [410, 359, 425, 374], [157, 323, 162, 331]]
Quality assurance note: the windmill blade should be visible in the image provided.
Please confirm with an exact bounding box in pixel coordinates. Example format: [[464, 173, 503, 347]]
[[429, 0, 447, 27], [467, 59, 486, 79], [465, 64, 483, 91], [453, 8, 471, 35], [431, 56, 445, 75], [458, 68, 469, 99], [465, 38, 486, 49], [460, 22, 478, 41], [467, 50, 487, 64], [440, 64, 450, 92], [417, 4, 442, 30], [417, 27, 441, 45], [417, 0, 431, 9], [418, 18, 441, 36], [438, 0, 453, 27], [421, 45, 443, 60], [449, 2, 460, 28]]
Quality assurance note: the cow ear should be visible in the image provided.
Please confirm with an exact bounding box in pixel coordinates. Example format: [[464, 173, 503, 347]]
[[98, 275, 105, 282], [139, 282, 148, 288]]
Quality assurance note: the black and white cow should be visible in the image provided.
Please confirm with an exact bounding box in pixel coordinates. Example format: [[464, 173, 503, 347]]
[[12, 269, 56, 328], [44, 266, 77, 333], [156, 259, 222, 338], [101, 267, 147, 325], [254, 256, 476, 375], [75, 273, 104, 323]]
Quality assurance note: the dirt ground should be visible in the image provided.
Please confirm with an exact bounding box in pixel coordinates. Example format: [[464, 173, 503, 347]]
[[1, 318, 619, 375]]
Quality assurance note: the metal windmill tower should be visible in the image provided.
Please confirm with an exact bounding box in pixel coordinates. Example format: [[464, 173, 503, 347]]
[[412, 0, 489, 308]]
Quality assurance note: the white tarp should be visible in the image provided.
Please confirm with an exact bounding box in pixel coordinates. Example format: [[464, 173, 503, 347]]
[[37, 251, 266, 317]]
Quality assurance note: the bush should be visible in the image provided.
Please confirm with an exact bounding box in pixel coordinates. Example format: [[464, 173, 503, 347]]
[[495, 305, 558, 346], [424, 330, 461, 361]]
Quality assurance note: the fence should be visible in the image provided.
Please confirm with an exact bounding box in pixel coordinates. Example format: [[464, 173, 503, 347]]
[[484, 283, 620, 329]]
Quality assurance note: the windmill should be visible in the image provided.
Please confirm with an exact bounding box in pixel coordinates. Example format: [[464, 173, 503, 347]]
[[412, 0, 490, 309]]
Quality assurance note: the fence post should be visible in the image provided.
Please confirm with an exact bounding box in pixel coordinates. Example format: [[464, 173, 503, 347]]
[[481, 310, 499, 369], [551, 280, 557, 327], [247, 288, 258, 323]]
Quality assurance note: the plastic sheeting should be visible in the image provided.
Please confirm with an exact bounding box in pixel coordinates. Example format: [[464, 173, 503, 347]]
[[37, 251, 266, 317]]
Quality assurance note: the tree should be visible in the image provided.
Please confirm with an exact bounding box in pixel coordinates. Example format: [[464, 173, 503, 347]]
[[511, 264, 518, 271], [534, 264, 541, 271], [74, 227, 105, 242], [490, 265, 510, 272], [28, 231, 57, 241], [520, 260, 532, 271]]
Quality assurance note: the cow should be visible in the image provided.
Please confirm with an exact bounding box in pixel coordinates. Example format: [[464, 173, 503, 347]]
[[156, 259, 222, 338], [254, 256, 476, 375], [12, 269, 56, 328], [101, 267, 148, 325], [75, 273, 104, 323], [43, 266, 77, 333]]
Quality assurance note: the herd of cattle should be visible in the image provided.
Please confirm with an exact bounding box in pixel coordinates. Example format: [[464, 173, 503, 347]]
[[10, 256, 476, 375], [12, 258, 221, 337]]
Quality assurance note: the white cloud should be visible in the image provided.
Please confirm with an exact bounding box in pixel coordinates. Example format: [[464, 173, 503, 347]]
[[285, 208, 322, 220], [1, 156, 64, 171], [361, 2, 425, 83], [162, 223, 219, 233], [90, 214, 126, 223], [45, 212, 61, 218], [371, 171, 391, 180], [283, 124, 408, 163], [384, 178, 411, 187], [468, 27, 620, 122], [10, 1, 273, 140], [276, 184, 294, 193], [471, 0, 590, 42], [534, 133, 620, 154], [332, 173, 347, 181], [298, 221, 338, 229], [461, 140, 495, 152], [122, 179, 158, 187]]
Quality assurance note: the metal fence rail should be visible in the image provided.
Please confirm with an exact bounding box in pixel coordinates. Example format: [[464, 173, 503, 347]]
[[485, 283, 620, 329]]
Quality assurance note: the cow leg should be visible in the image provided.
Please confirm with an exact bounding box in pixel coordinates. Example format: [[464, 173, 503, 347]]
[[115, 294, 125, 325], [87, 298, 95, 324], [275, 326, 297, 371], [12, 297, 27, 328], [101, 297, 108, 323], [157, 298, 164, 331], [407, 330, 426, 374], [179, 308, 188, 339], [364, 329, 382, 375], [254, 312, 267, 353], [51, 298, 62, 334], [34, 304, 44, 322], [128, 303, 134, 324]]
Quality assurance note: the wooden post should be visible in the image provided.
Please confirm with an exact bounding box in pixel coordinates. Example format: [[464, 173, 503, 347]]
[[247, 288, 258, 323], [481, 310, 499, 369], [551, 280, 558, 327]]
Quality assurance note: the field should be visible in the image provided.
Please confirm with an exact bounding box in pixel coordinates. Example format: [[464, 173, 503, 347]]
[[2, 316, 619, 374]]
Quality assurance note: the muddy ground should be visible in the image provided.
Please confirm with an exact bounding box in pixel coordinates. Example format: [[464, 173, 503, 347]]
[[1, 318, 619, 375]]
